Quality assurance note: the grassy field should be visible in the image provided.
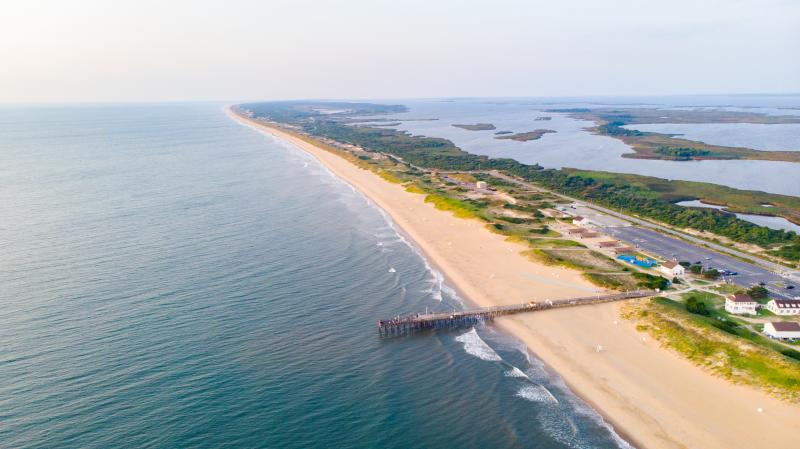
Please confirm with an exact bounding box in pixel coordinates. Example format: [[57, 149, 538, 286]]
[[622, 296, 800, 402]]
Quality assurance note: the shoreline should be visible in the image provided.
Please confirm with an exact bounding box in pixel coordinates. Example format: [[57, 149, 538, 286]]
[[227, 106, 800, 449]]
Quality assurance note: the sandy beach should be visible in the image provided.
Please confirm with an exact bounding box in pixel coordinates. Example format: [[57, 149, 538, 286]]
[[229, 107, 800, 449]]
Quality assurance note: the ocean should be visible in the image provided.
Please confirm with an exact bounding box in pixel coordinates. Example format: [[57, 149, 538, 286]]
[[0, 103, 629, 448]]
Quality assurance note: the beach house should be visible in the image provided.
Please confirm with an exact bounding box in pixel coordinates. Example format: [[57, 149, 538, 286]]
[[724, 294, 758, 315], [766, 299, 800, 316], [659, 261, 685, 277], [763, 321, 800, 341]]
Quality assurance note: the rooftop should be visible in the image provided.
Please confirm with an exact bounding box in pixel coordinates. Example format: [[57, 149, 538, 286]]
[[727, 294, 755, 303], [769, 321, 800, 332], [662, 260, 678, 269], [771, 299, 800, 308]]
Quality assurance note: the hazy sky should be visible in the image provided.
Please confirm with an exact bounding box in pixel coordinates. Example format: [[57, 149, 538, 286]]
[[1, 0, 798, 102]]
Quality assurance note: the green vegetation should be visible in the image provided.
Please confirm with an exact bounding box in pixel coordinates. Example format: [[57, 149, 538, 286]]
[[531, 169, 800, 258], [747, 285, 770, 301], [453, 123, 495, 131], [631, 272, 670, 290], [622, 297, 800, 401], [560, 108, 800, 163], [494, 129, 556, 142], [654, 146, 712, 160], [238, 101, 800, 267], [685, 296, 710, 316], [424, 194, 486, 220]]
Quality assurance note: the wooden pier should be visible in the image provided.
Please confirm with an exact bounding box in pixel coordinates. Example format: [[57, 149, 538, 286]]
[[377, 290, 655, 336]]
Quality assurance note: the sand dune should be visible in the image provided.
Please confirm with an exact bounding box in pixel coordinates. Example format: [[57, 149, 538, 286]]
[[230, 108, 800, 449]]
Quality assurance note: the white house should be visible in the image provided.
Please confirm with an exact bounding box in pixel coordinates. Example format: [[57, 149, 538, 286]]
[[572, 216, 585, 226], [659, 261, 685, 277], [766, 299, 800, 316], [763, 321, 800, 341], [724, 294, 758, 315]]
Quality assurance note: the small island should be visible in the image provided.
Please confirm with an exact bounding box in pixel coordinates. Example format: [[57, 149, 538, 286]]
[[535, 116, 552, 121], [452, 123, 496, 131], [494, 130, 513, 135], [494, 129, 556, 142]]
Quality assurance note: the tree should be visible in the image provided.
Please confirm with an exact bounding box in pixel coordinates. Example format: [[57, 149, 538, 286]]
[[746, 285, 769, 301], [703, 268, 720, 280], [686, 297, 709, 316], [689, 264, 703, 274]]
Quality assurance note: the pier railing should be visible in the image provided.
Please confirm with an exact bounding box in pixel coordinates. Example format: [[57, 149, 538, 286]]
[[377, 290, 655, 336]]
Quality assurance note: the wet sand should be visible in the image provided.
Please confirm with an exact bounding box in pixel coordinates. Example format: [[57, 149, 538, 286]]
[[229, 107, 800, 449]]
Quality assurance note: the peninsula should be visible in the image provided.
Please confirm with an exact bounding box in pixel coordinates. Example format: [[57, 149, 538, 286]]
[[229, 102, 800, 449], [551, 107, 800, 162]]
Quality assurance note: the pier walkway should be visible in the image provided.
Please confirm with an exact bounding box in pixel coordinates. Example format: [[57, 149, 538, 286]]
[[377, 290, 655, 336]]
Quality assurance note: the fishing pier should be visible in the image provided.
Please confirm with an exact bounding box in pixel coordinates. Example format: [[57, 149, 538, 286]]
[[377, 290, 655, 336]]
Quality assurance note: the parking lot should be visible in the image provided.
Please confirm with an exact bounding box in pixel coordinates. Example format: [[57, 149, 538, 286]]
[[603, 226, 798, 300]]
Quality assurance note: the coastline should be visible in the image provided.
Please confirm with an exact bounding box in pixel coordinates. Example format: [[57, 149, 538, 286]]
[[228, 106, 800, 449]]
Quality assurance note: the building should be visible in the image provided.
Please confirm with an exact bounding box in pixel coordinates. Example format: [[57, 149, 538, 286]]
[[539, 208, 570, 218], [567, 228, 587, 235], [659, 260, 686, 277], [579, 232, 600, 239], [612, 246, 635, 255], [572, 216, 597, 228], [598, 241, 619, 248], [763, 321, 800, 341], [766, 299, 800, 316], [475, 181, 488, 190], [724, 294, 758, 315]]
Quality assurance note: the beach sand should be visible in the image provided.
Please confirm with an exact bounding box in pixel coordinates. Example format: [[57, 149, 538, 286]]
[[230, 108, 800, 449]]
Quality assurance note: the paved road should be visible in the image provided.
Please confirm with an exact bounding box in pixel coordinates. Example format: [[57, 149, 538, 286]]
[[603, 226, 799, 300], [487, 171, 800, 281]]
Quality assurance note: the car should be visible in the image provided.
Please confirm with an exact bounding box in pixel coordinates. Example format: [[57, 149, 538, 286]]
[[759, 282, 766, 286], [705, 257, 712, 260], [788, 285, 796, 290]]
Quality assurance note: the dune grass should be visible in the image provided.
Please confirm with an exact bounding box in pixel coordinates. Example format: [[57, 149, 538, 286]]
[[622, 297, 800, 401]]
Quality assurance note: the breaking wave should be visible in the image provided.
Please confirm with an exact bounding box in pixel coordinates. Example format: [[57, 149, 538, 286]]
[[455, 328, 502, 362]]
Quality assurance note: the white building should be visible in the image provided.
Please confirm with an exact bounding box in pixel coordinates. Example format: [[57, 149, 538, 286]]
[[766, 299, 800, 316], [475, 181, 488, 190], [763, 321, 800, 341], [724, 294, 758, 315], [659, 261, 685, 277]]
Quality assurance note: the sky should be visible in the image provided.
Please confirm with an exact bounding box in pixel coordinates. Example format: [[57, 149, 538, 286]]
[[1, 0, 798, 102]]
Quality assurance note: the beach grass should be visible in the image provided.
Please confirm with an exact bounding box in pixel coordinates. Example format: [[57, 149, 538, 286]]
[[623, 297, 800, 401]]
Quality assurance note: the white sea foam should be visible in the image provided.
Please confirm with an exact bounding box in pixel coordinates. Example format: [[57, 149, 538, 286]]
[[241, 113, 463, 307], [516, 384, 558, 404], [388, 267, 396, 273], [455, 328, 502, 362], [504, 366, 529, 379]]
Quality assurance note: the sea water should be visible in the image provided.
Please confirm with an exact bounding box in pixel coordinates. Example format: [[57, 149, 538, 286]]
[[0, 103, 629, 448]]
